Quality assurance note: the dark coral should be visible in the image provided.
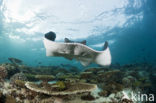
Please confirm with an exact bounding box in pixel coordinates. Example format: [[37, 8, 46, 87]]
[[98, 90, 108, 97], [98, 82, 124, 96], [14, 80, 26, 88], [0, 91, 5, 103], [0, 66, 7, 81], [81, 93, 95, 101], [1, 63, 20, 79], [5, 95, 16, 103], [98, 70, 123, 83], [120, 98, 133, 103], [10, 73, 27, 85], [24, 73, 38, 81]]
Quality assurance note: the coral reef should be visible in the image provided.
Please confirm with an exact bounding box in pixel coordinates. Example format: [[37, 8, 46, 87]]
[[25, 82, 97, 95], [0, 62, 155, 103], [35, 75, 55, 87], [121, 98, 133, 103], [5, 95, 16, 103], [80, 72, 93, 79], [55, 81, 66, 91], [10, 73, 27, 84], [0, 91, 5, 103], [122, 76, 136, 87], [1, 63, 20, 79], [81, 93, 95, 101], [24, 73, 38, 81], [98, 70, 123, 83], [98, 90, 108, 97], [0, 66, 7, 82], [35, 75, 55, 82], [14, 80, 26, 88]]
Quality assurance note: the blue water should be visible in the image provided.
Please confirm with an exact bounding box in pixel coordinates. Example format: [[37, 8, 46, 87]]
[[0, 0, 156, 68]]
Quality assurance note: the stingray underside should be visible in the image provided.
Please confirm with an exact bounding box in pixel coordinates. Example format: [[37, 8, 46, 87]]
[[43, 37, 111, 66]]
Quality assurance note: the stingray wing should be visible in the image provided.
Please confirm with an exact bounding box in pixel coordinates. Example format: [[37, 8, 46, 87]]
[[94, 42, 111, 66], [79, 59, 91, 66], [44, 37, 111, 66]]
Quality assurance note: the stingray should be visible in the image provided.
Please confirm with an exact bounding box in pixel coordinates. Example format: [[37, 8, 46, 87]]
[[43, 31, 111, 66]]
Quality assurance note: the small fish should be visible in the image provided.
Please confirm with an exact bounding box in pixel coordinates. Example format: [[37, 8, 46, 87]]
[[38, 62, 42, 64], [8, 57, 22, 64]]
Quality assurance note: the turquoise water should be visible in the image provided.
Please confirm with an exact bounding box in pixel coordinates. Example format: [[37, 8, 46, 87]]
[[0, 1, 156, 102], [0, 0, 156, 68]]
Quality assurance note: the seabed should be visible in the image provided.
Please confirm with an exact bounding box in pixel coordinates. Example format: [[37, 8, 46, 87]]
[[0, 60, 155, 103]]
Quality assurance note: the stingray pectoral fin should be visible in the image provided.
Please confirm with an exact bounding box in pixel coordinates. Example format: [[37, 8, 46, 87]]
[[79, 60, 91, 66], [95, 47, 111, 66], [46, 49, 54, 56]]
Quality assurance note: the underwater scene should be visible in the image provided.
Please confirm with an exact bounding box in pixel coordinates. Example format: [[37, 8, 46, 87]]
[[0, 0, 156, 103]]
